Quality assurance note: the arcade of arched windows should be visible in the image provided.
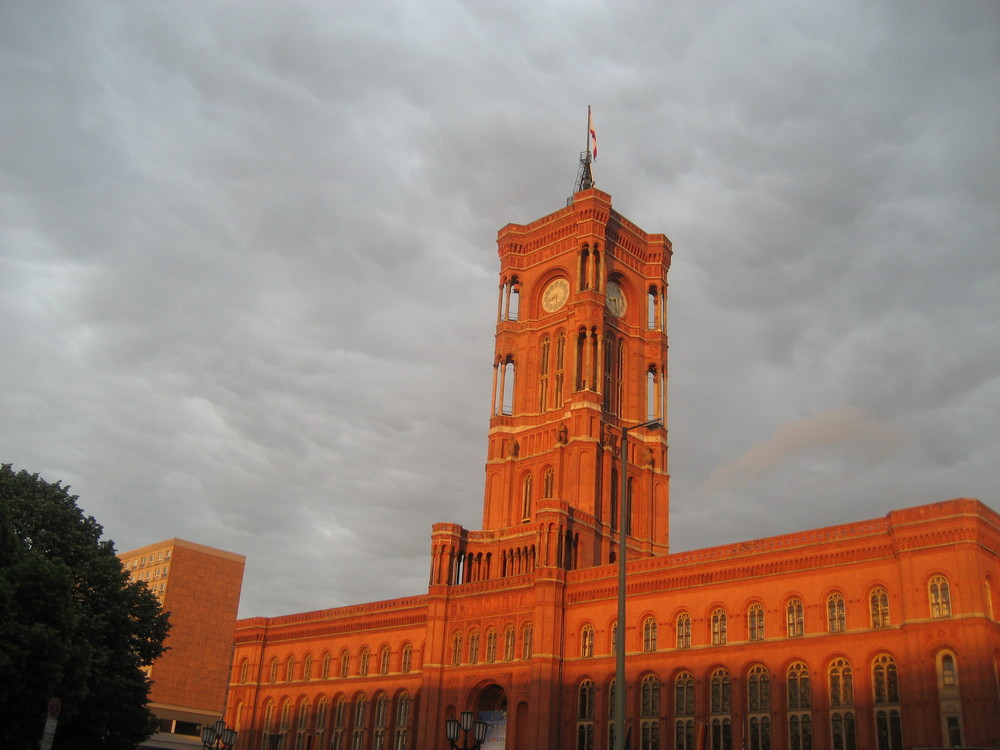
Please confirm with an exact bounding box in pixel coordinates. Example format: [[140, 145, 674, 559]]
[[497, 275, 520, 322], [249, 689, 417, 750]]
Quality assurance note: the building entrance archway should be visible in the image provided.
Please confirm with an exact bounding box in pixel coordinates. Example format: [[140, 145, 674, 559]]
[[472, 684, 507, 749]]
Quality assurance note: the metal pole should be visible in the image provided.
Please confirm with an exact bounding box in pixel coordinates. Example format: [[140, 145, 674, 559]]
[[615, 419, 661, 750]]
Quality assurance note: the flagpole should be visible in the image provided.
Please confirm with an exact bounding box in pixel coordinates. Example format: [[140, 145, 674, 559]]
[[586, 105, 592, 162]]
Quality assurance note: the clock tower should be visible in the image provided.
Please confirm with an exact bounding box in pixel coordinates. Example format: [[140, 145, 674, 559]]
[[430, 185, 672, 584]]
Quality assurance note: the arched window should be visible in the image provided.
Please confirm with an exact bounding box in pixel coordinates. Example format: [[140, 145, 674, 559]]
[[581, 624, 595, 658], [787, 662, 812, 750], [504, 626, 516, 661], [827, 593, 846, 633], [372, 693, 388, 750], [640, 674, 660, 750], [829, 658, 856, 750], [870, 587, 890, 628], [394, 692, 411, 750], [936, 650, 963, 748], [676, 612, 692, 649], [294, 698, 309, 750], [379, 646, 391, 675], [269, 657, 279, 683], [539, 335, 551, 411], [675, 671, 695, 750], [332, 696, 347, 748], [747, 665, 771, 750], [786, 598, 805, 637], [352, 694, 368, 750], [608, 679, 618, 750], [542, 467, 554, 499], [239, 658, 249, 683], [302, 654, 313, 681], [616, 339, 625, 415], [521, 474, 532, 520], [610, 622, 618, 656], [522, 623, 533, 659], [315, 697, 329, 746], [603, 333, 615, 413], [321, 652, 331, 679], [711, 608, 727, 645], [555, 331, 566, 407], [486, 628, 498, 663], [400, 643, 412, 673], [285, 656, 295, 682], [262, 700, 275, 742], [577, 680, 595, 750], [501, 359, 516, 416], [710, 668, 732, 750], [451, 634, 462, 666], [642, 616, 657, 652], [279, 699, 292, 737], [748, 603, 765, 641], [468, 630, 480, 665], [929, 575, 952, 618], [873, 654, 902, 750], [358, 647, 370, 677], [339, 649, 350, 678]]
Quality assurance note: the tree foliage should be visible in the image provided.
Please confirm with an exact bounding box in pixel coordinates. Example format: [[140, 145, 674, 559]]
[[0, 464, 170, 750]]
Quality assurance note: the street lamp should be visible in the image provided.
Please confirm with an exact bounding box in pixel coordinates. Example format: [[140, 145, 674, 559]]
[[615, 419, 662, 750], [445, 710, 488, 750], [201, 718, 238, 750]]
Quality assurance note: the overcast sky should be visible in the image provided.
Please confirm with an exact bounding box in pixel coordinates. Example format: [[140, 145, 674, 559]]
[[2, 1, 998, 619]]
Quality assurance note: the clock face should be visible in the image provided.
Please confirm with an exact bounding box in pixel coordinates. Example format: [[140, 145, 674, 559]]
[[541, 278, 569, 312], [605, 280, 626, 317]]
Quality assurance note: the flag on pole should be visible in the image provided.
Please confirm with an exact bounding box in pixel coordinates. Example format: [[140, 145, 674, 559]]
[[588, 109, 598, 160]]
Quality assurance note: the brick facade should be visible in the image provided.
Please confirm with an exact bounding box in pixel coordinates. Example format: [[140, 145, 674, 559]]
[[225, 189, 999, 750]]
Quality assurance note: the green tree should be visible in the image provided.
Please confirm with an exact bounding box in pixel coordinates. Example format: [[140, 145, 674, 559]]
[[0, 464, 170, 750]]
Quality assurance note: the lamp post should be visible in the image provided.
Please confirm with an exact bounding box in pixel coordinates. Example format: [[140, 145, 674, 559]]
[[201, 718, 238, 750], [445, 710, 488, 750], [615, 419, 662, 750]]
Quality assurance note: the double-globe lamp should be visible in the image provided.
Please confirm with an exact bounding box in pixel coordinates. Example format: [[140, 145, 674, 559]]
[[201, 718, 237, 750], [445, 710, 488, 750]]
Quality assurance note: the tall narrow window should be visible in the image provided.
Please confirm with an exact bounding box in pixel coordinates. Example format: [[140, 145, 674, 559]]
[[339, 650, 350, 678], [352, 695, 367, 750], [747, 665, 771, 750], [787, 661, 812, 750], [502, 359, 515, 416], [873, 654, 902, 750], [486, 628, 498, 663], [936, 651, 963, 748], [581, 624, 595, 658], [504, 626, 516, 661], [468, 630, 480, 664], [786, 598, 805, 637], [372, 693, 388, 750], [543, 468, 554, 499], [579, 247, 590, 291], [286, 656, 296, 682], [577, 680, 595, 750], [748, 603, 765, 641], [642, 616, 657, 652], [827, 593, 846, 633], [710, 669, 732, 750], [602, 333, 616, 414], [400, 643, 412, 673], [539, 335, 551, 411], [711, 608, 727, 646], [358, 647, 370, 677], [522, 623, 533, 659], [508, 281, 520, 321], [829, 658, 856, 750], [677, 612, 692, 648], [315, 697, 329, 749], [295, 698, 309, 750], [379, 646, 390, 675], [239, 658, 249, 683], [521, 474, 532, 520], [555, 331, 566, 406], [626, 477, 635, 536], [929, 575, 952, 618], [393, 692, 410, 750], [610, 469, 619, 532], [870, 587, 890, 628], [333, 697, 347, 750], [451, 634, 462, 666], [616, 339, 625, 418], [575, 330, 587, 391], [640, 675, 660, 750], [675, 672, 695, 750]]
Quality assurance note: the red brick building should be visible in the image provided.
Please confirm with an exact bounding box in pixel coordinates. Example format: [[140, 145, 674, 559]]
[[120, 538, 246, 748], [225, 186, 1000, 750]]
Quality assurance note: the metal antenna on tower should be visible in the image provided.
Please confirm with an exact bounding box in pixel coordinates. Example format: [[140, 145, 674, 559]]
[[570, 106, 597, 202]]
